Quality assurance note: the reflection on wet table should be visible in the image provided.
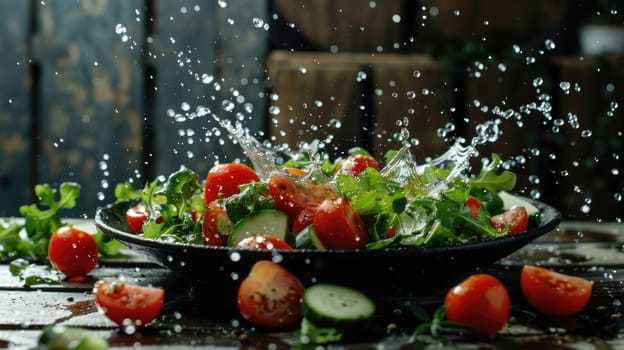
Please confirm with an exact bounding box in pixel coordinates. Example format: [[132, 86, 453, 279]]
[[1, 221, 624, 349]]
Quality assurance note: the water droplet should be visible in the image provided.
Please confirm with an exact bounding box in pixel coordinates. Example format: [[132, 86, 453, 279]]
[[406, 91, 416, 100], [230, 252, 241, 262], [580, 129, 593, 138], [221, 100, 235, 112], [559, 81, 571, 94], [544, 39, 556, 50], [328, 119, 342, 128], [610, 101, 619, 110], [392, 14, 401, 23], [252, 17, 264, 28], [356, 71, 368, 82], [268, 106, 280, 115], [533, 78, 544, 87]]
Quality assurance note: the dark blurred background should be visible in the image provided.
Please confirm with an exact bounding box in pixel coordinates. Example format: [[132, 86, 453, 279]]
[[0, 0, 622, 221]]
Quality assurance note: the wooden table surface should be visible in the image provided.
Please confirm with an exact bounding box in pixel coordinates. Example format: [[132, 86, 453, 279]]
[[2, 220, 624, 349]]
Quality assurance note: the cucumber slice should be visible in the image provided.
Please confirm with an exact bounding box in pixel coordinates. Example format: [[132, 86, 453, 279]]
[[498, 191, 541, 226], [228, 210, 289, 246], [296, 225, 326, 250], [498, 191, 539, 215], [303, 283, 375, 327]]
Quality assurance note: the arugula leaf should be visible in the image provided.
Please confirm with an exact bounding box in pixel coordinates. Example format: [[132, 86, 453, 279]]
[[298, 317, 343, 344], [155, 167, 202, 219], [0, 183, 82, 260], [9, 258, 60, 287], [224, 182, 274, 224], [93, 229, 127, 257], [407, 304, 469, 339], [468, 154, 516, 193], [20, 183, 81, 240], [336, 168, 405, 216]]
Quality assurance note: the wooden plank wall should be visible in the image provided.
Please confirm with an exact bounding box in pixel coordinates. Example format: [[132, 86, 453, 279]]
[[0, 0, 31, 214], [0, 0, 268, 217], [266, 0, 624, 221]]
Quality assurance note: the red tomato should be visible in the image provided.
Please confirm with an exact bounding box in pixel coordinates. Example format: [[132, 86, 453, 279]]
[[490, 206, 529, 235], [292, 207, 317, 234], [520, 265, 593, 316], [444, 274, 510, 336], [336, 154, 381, 176], [126, 203, 150, 234], [94, 280, 164, 328], [235, 234, 293, 250], [48, 227, 98, 278], [267, 173, 335, 222], [201, 200, 230, 246], [204, 163, 260, 204], [464, 195, 482, 219], [313, 197, 368, 250], [237, 260, 305, 329]]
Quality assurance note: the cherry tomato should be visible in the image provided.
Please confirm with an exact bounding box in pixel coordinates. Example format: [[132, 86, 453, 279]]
[[313, 197, 368, 249], [292, 207, 317, 234], [336, 154, 381, 176], [204, 163, 260, 204], [444, 274, 510, 336], [126, 203, 150, 234], [235, 234, 293, 250], [48, 227, 98, 278], [490, 206, 529, 235], [94, 280, 164, 328], [237, 260, 305, 329], [464, 195, 482, 219], [520, 265, 593, 316], [201, 200, 230, 246], [267, 173, 335, 222]]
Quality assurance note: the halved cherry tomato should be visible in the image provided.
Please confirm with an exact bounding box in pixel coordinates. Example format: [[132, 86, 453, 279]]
[[490, 206, 529, 235], [444, 274, 510, 336], [292, 207, 317, 234], [126, 203, 150, 234], [267, 173, 336, 222], [235, 234, 293, 250], [204, 163, 260, 204], [520, 265, 593, 316], [464, 195, 482, 219], [93, 280, 164, 328], [201, 200, 231, 246], [237, 260, 305, 329], [336, 154, 381, 176], [48, 227, 98, 278], [313, 197, 368, 249]]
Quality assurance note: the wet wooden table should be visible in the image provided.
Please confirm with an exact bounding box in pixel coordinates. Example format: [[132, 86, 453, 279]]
[[1, 220, 624, 349]]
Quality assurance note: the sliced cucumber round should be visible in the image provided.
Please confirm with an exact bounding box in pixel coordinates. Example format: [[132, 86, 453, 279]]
[[498, 191, 541, 226], [303, 283, 375, 328], [228, 210, 289, 246]]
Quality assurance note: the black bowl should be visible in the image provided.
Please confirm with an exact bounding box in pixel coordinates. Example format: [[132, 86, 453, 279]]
[[95, 198, 561, 297]]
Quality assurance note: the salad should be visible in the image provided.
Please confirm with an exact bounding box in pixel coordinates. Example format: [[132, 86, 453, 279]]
[[115, 141, 541, 251]]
